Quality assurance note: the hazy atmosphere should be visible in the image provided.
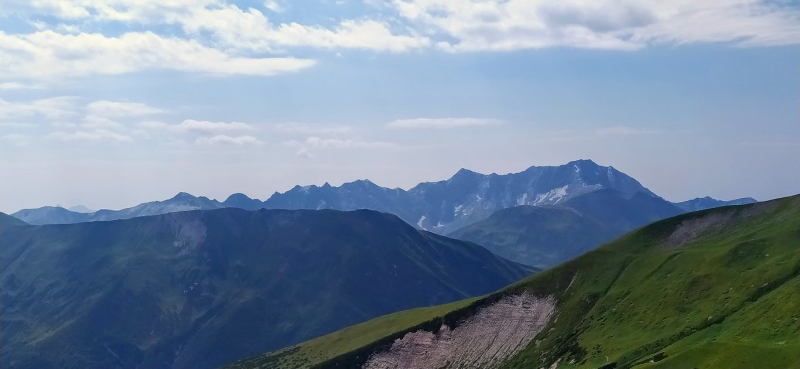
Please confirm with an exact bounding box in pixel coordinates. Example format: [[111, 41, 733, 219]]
[[1, 0, 798, 212]]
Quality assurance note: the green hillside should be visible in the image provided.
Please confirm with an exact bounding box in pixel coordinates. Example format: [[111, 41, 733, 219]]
[[229, 195, 800, 369], [0, 208, 529, 369]]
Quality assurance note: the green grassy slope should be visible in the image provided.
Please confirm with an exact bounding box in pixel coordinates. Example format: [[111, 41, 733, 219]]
[[230, 195, 800, 369]]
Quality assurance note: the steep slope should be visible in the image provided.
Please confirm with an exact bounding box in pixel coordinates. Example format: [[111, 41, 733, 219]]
[[673, 196, 758, 212], [0, 208, 529, 369], [229, 195, 799, 369], [449, 190, 682, 268], [0, 212, 28, 227], [12, 192, 225, 225]]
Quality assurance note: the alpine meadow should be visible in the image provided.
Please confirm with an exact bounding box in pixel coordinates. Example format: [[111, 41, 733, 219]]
[[1, 1, 797, 369]]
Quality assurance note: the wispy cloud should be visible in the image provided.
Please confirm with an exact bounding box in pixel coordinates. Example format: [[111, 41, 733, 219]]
[[195, 135, 263, 146], [87, 100, 163, 117], [0, 30, 317, 80], [49, 129, 133, 142], [275, 122, 353, 135], [0, 82, 44, 90], [0, 96, 78, 119], [386, 118, 502, 129], [139, 119, 256, 134]]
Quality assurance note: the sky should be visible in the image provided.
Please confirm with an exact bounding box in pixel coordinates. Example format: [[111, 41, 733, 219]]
[[0, 0, 798, 213]]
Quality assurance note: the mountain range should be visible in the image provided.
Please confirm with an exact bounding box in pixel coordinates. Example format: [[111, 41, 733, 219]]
[[10, 160, 752, 234], [0, 208, 529, 369], [228, 195, 800, 369], [673, 196, 757, 212]]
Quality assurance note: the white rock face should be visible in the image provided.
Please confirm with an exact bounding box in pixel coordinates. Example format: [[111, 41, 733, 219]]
[[363, 293, 556, 369]]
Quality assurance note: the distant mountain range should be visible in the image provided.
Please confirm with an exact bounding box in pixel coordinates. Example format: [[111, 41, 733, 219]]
[[0, 208, 529, 369], [449, 189, 683, 268], [12, 159, 753, 233], [673, 196, 757, 212]]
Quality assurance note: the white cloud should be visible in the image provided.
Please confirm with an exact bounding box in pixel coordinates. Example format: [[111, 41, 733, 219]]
[[0, 30, 317, 80], [141, 119, 256, 134], [386, 117, 502, 129], [87, 100, 163, 117], [195, 135, 263, 145], [49, 129, 133, 142], [5, 1, 430, 54], [0, 82, 44, 90], [264, 0, 285, 13], [0, 96, 77, 119], [391, 0, 799, 52], [275, 122, 353, 135], [176, 8, 430, 53], [81, 115, 123, 129], [295, 147, 315, 158], [305, 136, 397, 149]]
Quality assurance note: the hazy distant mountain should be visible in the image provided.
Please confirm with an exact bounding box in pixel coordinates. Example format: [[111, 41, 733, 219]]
[[0, 208, 529, 369], [261, 159, 660, 234], [12, 192, 225, 225], [67, 205, 94, 213], [15, 160, 745, 233], [449, 189, 683, 268], [10, 206, 92, 225], [673, 196, 757, 212]]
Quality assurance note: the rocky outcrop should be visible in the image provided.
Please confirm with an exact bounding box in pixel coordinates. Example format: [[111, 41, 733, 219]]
[[363, 294, 556, 369]]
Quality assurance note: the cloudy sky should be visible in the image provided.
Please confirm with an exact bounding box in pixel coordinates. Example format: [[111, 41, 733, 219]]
[[1, 0, 798, 212]]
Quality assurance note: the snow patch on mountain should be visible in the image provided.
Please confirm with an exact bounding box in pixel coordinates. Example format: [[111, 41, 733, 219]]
[[534, 185, 569, 205]]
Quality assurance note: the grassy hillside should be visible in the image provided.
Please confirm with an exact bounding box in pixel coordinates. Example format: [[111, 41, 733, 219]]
[[230, 195, 800, 369], [0, 208, 529, 369]]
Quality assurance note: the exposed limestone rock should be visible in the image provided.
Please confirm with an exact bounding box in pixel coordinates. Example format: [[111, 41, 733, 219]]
[[666, 211, 733, 248], [363, 293, 556, 369]]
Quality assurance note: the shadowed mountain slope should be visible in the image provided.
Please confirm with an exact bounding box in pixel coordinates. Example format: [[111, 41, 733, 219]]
[[0, 208, 529, 369], [448, 190, 682, 268]]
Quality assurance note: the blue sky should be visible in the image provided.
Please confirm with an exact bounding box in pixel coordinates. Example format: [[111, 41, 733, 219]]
[[1, 0, 798, 212]]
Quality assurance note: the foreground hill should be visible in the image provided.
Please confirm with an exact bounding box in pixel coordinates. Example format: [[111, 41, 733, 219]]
[[449, 190, 682, 268], [0, 208, 529, 369], [228, 195, 799, 369]]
